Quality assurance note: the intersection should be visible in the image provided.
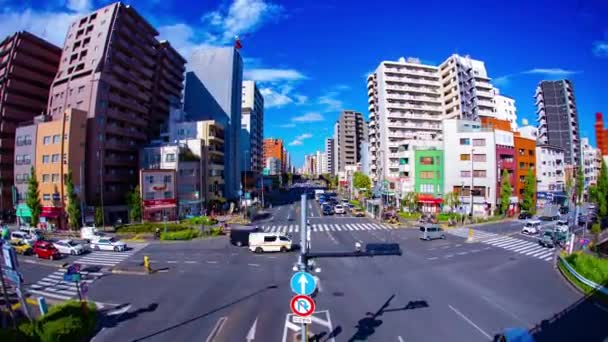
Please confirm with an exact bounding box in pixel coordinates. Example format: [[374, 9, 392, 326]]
[[13, 190, 608, 341]]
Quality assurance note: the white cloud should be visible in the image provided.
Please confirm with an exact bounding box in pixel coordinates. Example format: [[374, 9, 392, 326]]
[[292, 112, 324, 123], [0, 9, 78, 46], [522, 68, 581, 76], [492, 74, 515, 87], [260, 87, 293, 108], [201, 0, 284, 43], [289, 133, 313, 146], [294, 95, 308, 105], [244, 68, 307, 82], [592, 41, 608, 57], [279, 123, 296, 128], [66, 0, 92, 12], [318, 92, 343, 112]]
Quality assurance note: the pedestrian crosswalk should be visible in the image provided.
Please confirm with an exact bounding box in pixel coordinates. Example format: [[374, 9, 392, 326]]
[[446, 228, 555, 262], [28, 268, 103, 301], [262, 223, 396, 233], [75, 242, 148, 267]]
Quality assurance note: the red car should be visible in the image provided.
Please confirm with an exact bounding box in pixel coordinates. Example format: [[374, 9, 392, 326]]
[[32, 241, 61, 260]]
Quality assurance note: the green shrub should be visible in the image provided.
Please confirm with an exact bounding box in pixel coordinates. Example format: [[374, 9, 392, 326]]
[[183, 216, 217, 226], [398, 212, 421, 220], [437, 213, 461, 222], [116, 222, 194, 233], [564, 252, 608, 285], [349, 200, 361, 208], [161, 229, 200, 240], [209, 226, 223, 236], [0, 327, 30, 342]]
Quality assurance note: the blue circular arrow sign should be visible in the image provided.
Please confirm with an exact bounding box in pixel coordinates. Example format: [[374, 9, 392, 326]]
[[290, 271, 316, 295]]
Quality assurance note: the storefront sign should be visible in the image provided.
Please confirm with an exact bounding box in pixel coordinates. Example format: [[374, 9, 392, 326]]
[[143, 199, 177, 207]]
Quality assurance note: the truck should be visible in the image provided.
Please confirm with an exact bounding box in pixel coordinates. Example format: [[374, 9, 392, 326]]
[[314, 189, 325, 200], [80, 226, 104, 242]]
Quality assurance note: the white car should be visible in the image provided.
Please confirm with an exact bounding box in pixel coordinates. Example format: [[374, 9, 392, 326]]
[[90, 237, 127, 252], [53, 239, 86, 255], [522, 220, 541, 235], [334, 205, 346, 214]]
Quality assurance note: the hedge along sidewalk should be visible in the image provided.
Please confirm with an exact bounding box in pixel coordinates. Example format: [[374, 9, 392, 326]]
[[558, 253, 608, 303]]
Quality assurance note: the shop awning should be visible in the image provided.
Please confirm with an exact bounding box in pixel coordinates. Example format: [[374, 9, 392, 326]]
[[418, 195, 443, 204], [41, 206, 63, 218], [144, 204, 177, 211]]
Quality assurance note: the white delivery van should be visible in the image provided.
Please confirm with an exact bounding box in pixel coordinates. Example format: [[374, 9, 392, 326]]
[[81, 226, 104, 242], [249, 232, 292, 253]]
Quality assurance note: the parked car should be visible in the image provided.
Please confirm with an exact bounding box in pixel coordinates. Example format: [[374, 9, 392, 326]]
[[81, 226, 104, 242], [559, 206, 569, 215], [10, 240, 33, 255], [10, 231, 37, 245], [555, 220, 569, 232], [518, 212, 533, 220], [230, 225, 263, 247], [322, 205, 334, 215], [90, 237, 127, 252], [419, 224, 445, 240], [248, 232, 292, 253], [32, 241, 61, 260], [334, 205, 346, 214], [19, 227, 44, 240], [53, 239, 86, 255], [538, 231, 556, 248], [522, 220, 541, 235], [352, 208, 366, 217]]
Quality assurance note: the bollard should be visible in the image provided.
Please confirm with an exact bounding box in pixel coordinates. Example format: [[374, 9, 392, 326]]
[[466, 228, 474, 243], [144, 255, 150, 273]]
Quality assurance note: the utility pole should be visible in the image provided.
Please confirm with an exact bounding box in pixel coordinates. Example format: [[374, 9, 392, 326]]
[[470, 147, 475, 220], [298, 193, 308, 341], [80, 162, 85, 227]]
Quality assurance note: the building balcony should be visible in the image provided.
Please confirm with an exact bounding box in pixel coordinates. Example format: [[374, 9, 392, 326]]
[[387, 121, 441, 130], [386, 93, 442, 104], [385, 83, 439, 95], [476, 99, 495, 108], [475, 89, 494, 99], [106, 108, 148, 127], [104, 156, 135, 166], [105, 139, 136, 151], [108, 92, 148, 115], [106, 124, 147, 140]]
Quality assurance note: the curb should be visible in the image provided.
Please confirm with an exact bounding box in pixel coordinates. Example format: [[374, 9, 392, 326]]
[[21, 258, 67, 268], [109, 269, 150, 276]]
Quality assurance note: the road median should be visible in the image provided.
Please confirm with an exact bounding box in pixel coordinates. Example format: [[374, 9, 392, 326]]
[[557, 253, 608, 303]]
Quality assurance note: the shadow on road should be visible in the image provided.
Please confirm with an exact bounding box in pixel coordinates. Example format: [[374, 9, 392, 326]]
[[100, 303, 159, 329], [527, 278, 608, 342], [130, 284, 279, 341], [341, 294, 429, 341]]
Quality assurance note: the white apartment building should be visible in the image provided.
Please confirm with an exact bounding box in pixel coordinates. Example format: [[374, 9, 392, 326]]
[[325, 138, 335, 175], [439, 54, 496, 121], [581, 137, 599, 188], [443, 119, 497, 216], [492, 88, 517, 131], [517, 119, 538, 140], [241, 80, 264, 173], [265, 157, 281, 176], [536, 144, 565, 193], [367, 57, 443, 189], [316, 150, 325, 175]]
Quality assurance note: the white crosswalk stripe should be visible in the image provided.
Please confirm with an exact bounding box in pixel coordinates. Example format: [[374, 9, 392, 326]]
[[446, 227, 555, 262]]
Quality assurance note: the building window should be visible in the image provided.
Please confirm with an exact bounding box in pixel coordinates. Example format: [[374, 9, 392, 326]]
[[52, 174, 60, 182], [460, 138, 471, 146], [460, 154, 470, 161], [419, 171, 435, 179], [42, 155, 50, 164], [473, 139, 485, 146], [460, 170, 471, 177], [419, 157, 434, 165], [42, 174, 50, 183], [51, 154, 60, 163], [473, 170, 487, 178], [165, 153, 176, 162], [43, 136, 51, 145], [145, 175, 154, 183], [43, 194, 51, 201], [164, 191, 172, 199], [472, 154, 486, 162], [399, 158, 409, 165], [420, 184, 434, 193], [163, 175, 172, 183], [144, 192, 154, 200], [53, 135, 61, 144]]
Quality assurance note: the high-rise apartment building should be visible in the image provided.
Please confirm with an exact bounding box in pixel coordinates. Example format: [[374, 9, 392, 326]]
[[367, 57, 443, 189], [439, 54, 495, 121], [241, 80, 264, 173], [581, 137, 599, 188], [334, 110, 366, 173], [184, 46, 243, 199], [325, 138, 335, 175], [0, 31, 61, 216], [491, 88, 517, 131], [595, 112, 607, 157], [263, 138, 284, 171], [535, 80, 581, 167], [46, 2, 186, 218]]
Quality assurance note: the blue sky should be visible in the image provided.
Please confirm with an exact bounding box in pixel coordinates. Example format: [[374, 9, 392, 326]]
[[1, 0, 607, 167]]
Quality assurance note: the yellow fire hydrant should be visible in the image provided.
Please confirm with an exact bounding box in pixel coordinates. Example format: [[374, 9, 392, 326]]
[[144, 255, 151, 273]]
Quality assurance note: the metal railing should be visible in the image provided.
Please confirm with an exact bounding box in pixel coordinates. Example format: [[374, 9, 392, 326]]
[[558, 255, 608, 296]]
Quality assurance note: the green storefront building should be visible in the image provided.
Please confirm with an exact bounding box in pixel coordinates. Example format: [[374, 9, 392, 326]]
[[414, 149, 444, 213]]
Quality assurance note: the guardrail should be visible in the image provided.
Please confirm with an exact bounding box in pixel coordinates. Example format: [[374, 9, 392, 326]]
[[558, 255, 608, 296]]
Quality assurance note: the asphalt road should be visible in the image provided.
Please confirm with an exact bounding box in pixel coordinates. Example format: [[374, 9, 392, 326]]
[[13, 189, 608, 341]]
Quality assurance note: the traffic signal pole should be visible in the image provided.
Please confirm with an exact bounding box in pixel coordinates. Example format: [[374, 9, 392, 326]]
[[298, 193, 308, 342]]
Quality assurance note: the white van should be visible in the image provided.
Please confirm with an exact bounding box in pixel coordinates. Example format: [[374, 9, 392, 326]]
[[81, 226, 104, 242], [249, 232, 292, 253], [419, 224, 445, 241], [522, 220, 541, 235]]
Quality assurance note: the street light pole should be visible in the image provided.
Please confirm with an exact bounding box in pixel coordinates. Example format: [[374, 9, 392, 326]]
[[470, 147, 475, 220]]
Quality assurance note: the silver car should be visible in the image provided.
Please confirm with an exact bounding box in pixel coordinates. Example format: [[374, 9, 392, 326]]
[[419, 224, 445, 240]]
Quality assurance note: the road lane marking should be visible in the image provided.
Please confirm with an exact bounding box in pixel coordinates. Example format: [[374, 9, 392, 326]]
[[248, 263, 260, 267], [205, 316, 228, 342], [206, 261, 218, 264], [167, 261, 178, 264], [427, 257, 438, 260], [184, 261, 197, 264], [448, 305, 492, 340], [441, 246, 450, 249], [502, 241, 532, 250], [445, 254, 454, 258], [483, 247, 492, 250], [398, 337, 405, 342]]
